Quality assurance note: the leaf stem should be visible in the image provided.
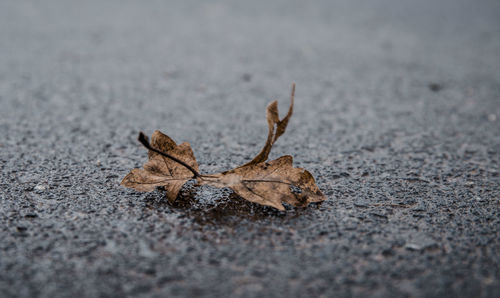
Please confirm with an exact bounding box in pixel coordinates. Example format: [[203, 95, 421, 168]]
[[138, 132, 201, 178], [242, 179, 294, 186]]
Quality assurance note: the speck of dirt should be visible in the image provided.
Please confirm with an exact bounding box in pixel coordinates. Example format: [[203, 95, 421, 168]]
[[428, 83, 443, 92]]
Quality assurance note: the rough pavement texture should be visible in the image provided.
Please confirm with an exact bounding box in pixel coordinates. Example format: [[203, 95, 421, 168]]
[[1, 0, 500, 297]]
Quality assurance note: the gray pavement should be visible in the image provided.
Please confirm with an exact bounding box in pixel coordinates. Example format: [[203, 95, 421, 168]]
[[1, 0, 500, 297]]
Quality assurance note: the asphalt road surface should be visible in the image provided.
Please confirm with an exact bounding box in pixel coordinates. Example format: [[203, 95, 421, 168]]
[[1, 0, 499, 297]]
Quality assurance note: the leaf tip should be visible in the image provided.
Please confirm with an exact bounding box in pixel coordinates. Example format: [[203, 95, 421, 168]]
[[138, 131, 149, 148]]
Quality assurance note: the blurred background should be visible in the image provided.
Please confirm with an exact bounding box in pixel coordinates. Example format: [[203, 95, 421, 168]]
[[1, 0, 499, 135], [2, 0, 499, 91], [2, 0, 499, 152]]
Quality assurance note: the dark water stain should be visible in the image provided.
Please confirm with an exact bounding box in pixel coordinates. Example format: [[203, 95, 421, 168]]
[[143, 182, 321, 226]]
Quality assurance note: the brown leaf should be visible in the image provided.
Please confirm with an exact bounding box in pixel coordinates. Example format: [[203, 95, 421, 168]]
[[121, 84, 326, 210], [241, 83, 295, 167], [121, 130, 199, 202], [198, 155, 325, 211]]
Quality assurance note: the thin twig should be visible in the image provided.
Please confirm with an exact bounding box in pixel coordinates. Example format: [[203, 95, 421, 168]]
[[137, 132, 200, 178]]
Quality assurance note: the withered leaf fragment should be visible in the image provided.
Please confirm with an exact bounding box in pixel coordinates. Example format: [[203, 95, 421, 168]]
[[198, 156, 324, 211], [121, 131, 199, 202], [121, 84, 326, 210], [241, 83, 294, 167]]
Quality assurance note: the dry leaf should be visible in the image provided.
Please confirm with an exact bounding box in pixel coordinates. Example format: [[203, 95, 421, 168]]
[[121, 131, 199, 202], [121, 84, 326, 210], [198, 156, 324, 211], [241, 83, 294, 167]]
